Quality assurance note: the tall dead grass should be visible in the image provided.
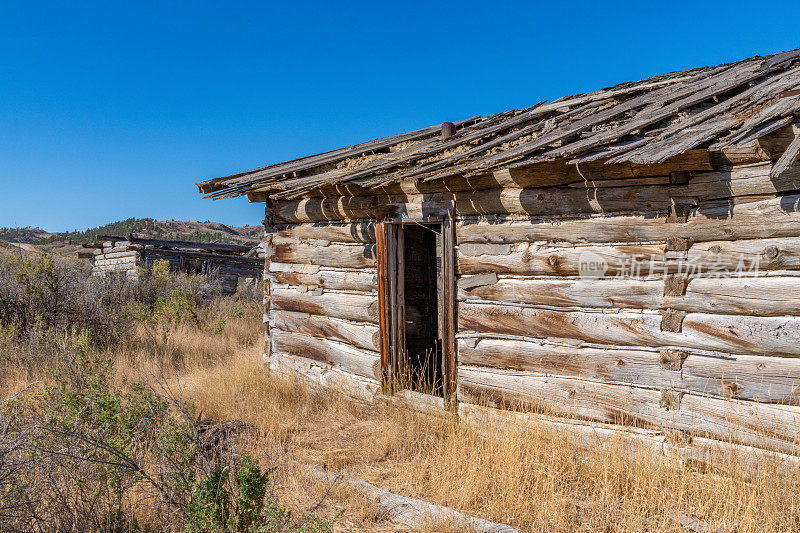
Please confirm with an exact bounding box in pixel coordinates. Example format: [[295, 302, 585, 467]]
[[177, 346, 800, 532]]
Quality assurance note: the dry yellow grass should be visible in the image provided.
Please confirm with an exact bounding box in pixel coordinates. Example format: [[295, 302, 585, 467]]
[[173, 342, 800, 532], [6, 304, 800, 532]]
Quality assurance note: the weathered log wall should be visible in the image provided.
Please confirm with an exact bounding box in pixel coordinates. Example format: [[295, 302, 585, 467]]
[[452, 161, 800, 454], [265, 159, 800, 455], [266, 223, 381, 383]]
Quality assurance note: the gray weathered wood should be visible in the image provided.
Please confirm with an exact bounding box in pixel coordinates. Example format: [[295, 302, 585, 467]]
[[271, 268, 377, 292], [456, 193, 800, 245], [458, 276, 800, 317], [271, 287, 378, 324], [457, 365, 800, 454], [271, 330, 380, 381], [272, 310, 380, 351], [771, 136, 800, 178], [457, 336, 800, 403], [458, 302, 800, 357], [278, 222, 376, 243], [273, 241, 376, 269]]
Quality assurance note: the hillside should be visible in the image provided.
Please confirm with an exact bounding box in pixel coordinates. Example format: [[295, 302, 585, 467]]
[[0, 218, 263, 257]]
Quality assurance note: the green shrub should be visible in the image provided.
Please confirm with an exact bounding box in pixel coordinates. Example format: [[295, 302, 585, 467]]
[[1, 329, 339, 532]]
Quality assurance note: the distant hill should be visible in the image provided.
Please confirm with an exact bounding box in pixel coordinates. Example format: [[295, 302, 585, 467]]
[[0, 227, 52, 243], [0, 218, 263, 255]]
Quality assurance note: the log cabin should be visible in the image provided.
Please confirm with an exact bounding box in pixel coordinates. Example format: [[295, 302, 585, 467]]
[[198, 49, 800, 459], [79, 235, 264, 294]]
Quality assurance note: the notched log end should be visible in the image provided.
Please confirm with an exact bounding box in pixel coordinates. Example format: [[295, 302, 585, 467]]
[[663, 274, 690, 296], [659, 389, 684, 411], [666, 202, 693, 223], [660, 309, 687, 332], [664, 237, 691, 252], [659, 349, 689, 371]]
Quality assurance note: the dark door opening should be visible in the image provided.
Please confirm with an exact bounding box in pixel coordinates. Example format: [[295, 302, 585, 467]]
[[377, 217, 455, 404], [401, 224, 442, 396]]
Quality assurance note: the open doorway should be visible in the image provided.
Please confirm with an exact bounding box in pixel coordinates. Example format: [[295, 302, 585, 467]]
[[377, 219, 455, 402], [401, 224, 442, 395]]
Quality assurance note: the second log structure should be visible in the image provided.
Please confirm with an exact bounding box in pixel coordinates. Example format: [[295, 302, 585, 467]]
[[79, 235, 264, 294]]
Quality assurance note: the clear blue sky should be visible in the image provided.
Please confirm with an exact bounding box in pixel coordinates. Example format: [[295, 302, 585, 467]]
[[1, 1, 798, 232]]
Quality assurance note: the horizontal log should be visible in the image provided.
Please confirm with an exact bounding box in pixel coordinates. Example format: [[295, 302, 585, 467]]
[[456, 193, 800, 245], [565, 176, 671, 188], [278, 222, 376, 243], [272, 310, 380, 351], [457, 337, 800, 403], [458, 243, 665, 276], [101, 242, 131, 251], [455, 186, 672, 217], [99, 248, 136, 258], [457, 365, 800, 454], [668, 276, 800, 316], [271, 288, 378, 324], [287, 151, 714, 198], [459, 403, 800, 477], [458, 236, 800, 277], [273, 195, 391, 223], [458, 243, 513, 257], [134, 237, 252, 253], [273, 242, 376, 268], [269, 262, 321, 274], [272, 163, 796, 223], [271, 330, 380, 381], [459, 278, 660, 309], [93, 256, 138, 267], [272, 268, 377, 292], [459, 276, 800, 316], [141, 249, 264, 266], [455, 162, 800, 218], [92, 265, 137, 273], [457, 273, 499, 291], [268, 352, 381, 402], [272, 171, 558, 219], [458, 302, 800, 356], [215, 266, 264, 277]]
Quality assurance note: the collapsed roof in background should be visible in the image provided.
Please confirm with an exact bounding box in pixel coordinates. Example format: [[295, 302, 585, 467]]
[[197, 49, 800, 201], [79, 235, 261, 257]]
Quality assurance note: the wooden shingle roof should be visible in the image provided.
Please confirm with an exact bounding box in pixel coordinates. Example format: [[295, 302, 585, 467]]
[[198, 49, 800, 201]]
